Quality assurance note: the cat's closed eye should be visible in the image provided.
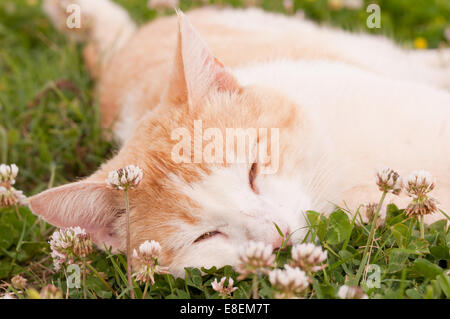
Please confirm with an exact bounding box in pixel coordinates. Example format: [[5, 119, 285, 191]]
[[249, 163, 259, 194], [194, 231, 222, 243]]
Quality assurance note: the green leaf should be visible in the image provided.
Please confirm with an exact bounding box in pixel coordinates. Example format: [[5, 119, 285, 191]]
[[407, 238, 430, 254], [185, 268, 203, 290], [429, 220, 447, 234], [387, 248, 409, 273], [306, 211, 327, 242], [405, 289, 422, 299], [166, 288, 190, 299], [0, 259, 12, 279], [273, 222, 284, 238], [430, 246, 450, 260], [326, 210, 352, 245], [413, 259, 443, 279], [385, 204, 407, 226], [391, 223, 411, 248], [436, 274, 450, 298]]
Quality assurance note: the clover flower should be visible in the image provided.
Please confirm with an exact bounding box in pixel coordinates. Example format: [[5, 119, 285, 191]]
[[375, 167, 401, 195], [211, 277, 238, 298], [402, 170, 435, 197], [0, 293, 16, 299], [0, 163, 18, 185], [290, 243, 327, 272], [236, 241, 275, 279], [40, 284, 63, 299], [49, 227, 92, 270], [402, 170, 437, 217], [360, 203, 385, 227], [337, 285, 368, 299], [106, 165, 143, 190], [0, 163, 27, 208], [11, 275, 27, 289], [0, 186, 28, 208], [269, 265, 310, 299], [132, 240, 169, 284]]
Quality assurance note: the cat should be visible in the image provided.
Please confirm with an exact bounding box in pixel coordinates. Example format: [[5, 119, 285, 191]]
[[31, 0, 450, 277]]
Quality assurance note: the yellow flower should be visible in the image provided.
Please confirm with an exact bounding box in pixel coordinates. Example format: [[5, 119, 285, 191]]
[[414, 37, 428, 50]]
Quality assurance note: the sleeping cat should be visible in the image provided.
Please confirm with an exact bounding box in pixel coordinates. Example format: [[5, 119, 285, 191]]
[[31, 0, 450, 277]]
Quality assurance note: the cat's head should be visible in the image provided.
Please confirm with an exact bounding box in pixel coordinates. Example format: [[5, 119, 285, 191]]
[[29, 12, 334, 276]]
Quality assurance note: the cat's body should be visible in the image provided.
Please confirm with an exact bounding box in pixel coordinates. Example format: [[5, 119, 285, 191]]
[[33, 0, 450, 276]]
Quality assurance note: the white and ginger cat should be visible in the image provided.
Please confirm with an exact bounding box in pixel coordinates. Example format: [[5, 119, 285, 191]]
[[31, 0, 450, 276]]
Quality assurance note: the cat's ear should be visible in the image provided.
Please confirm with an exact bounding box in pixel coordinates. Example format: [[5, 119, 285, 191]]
[[165, 10, 241, 108], [29, 181, 124, 249]]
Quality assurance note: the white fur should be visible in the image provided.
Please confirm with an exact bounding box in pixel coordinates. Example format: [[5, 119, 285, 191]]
[[205, 7, 450, 89]]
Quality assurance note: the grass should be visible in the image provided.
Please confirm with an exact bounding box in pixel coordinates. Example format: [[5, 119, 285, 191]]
[[0, 0, 449, 299]]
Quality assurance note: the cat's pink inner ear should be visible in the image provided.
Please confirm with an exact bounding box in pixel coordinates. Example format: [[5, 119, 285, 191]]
[[29, 182, 123, 249], [167, 11, 240, 107]]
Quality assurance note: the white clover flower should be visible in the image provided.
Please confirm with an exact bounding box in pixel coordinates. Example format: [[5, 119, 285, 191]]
[[402, 170, 435, 197], [291, 243, 327, 272], [132, 240, 169, 284], [133, 240, 162, 263], [0, 163, 18, 185], [0, 186, 28, 208], [269, 265, 309, 299], [11, 275, 27, 289], [236, 241, 275, 278], [49, 227, 92, 270], [40, 284, 63, 299], [375, 167, 401, 195], [0, 293, 16, 299], [0, 163, 27, 208], [211, 277, 238, 298], [402, 170, 438, 217], [147, 0, 179, 10], [106, 165, 143, 191], [337, 285, 368, 299]]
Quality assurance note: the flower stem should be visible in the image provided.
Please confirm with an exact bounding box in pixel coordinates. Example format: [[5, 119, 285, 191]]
[[142, 282, 150, 299], [420, 215, 425, 239], [83, 257, 87, 299], [125, 189, 135, 299], [14, 204, 22, 221], [252, 274, 259, 299], [354, 191, 387, 285]]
